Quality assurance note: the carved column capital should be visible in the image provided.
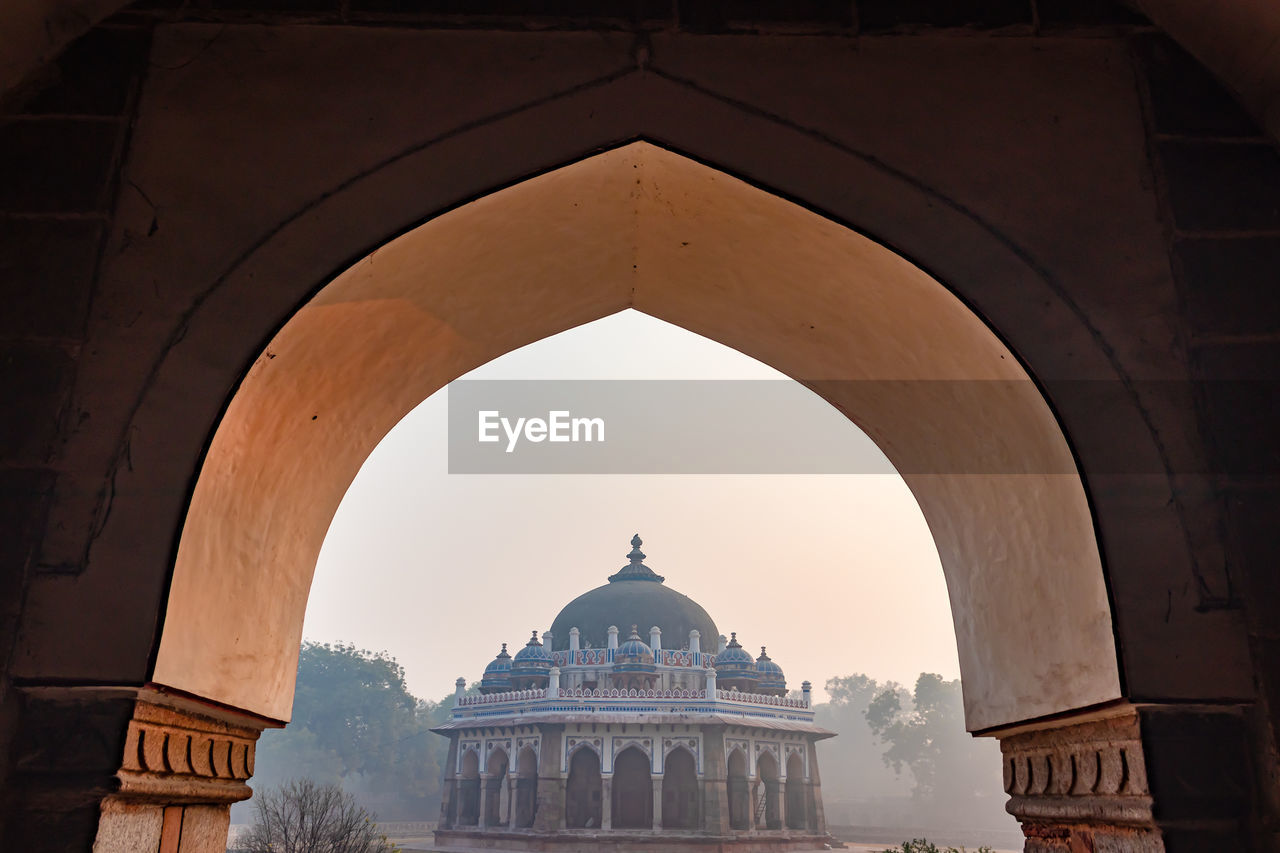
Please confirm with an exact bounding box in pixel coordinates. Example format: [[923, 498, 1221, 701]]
[[116, 696, 264, 806], [1001, 710, 1152, 824]]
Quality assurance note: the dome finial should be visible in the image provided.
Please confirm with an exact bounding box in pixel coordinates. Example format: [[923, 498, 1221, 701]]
[[609, 533, 664, 583]]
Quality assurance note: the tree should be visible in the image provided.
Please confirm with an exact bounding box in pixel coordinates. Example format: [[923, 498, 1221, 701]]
[[242, 642, 458, 822], [865, 673, 1007, 824], [813, 674, 913, 802], [240, 779, 397, 853]]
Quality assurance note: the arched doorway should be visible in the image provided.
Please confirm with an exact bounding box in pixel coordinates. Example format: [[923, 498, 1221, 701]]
[[565, 747, 601, 829], [484, 748, 509, 827], [611, 747, 653, 829], [785, 753, 807, 830], [159, 142, 1119, 739], [661, 747, 699, 830], [756, 752, 781, 830], [458, 749, 480, 826], [727, 749, 750, 831], [515, 746, 538, 829]]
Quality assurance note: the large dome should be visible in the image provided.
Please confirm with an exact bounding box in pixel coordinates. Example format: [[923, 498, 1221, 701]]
[[548, 536, 719, 652]]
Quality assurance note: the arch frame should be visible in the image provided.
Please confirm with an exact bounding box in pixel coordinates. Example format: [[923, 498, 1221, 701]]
[[149, 137, 1131, 734]]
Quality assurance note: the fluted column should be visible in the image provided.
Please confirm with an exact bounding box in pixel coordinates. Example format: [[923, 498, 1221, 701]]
[[478, 773, 490, 828]]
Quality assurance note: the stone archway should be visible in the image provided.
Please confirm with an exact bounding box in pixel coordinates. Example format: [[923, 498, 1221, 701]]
[[727, 748, 750, 832], [565, 747, 602, 829], [611, 747, 653, 830], [515, 746, 538, 829], [159, 143, 1119, 737], [458, 749, 481, 827], [662, 747, 699, 830], [785, 753, 807, 831], [0, 13, 1272, 850], [756, 752, 781, 831], [484, 748, 509, 828]]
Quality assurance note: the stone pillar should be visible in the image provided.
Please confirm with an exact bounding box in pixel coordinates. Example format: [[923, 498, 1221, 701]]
[[569, 627, 580, 653], [800, 680, 812, 707], [652, 777, 663, 829], [778, 774, 787, 830], [806, 738, 827, 835], [601, 777, 612, 829], [997, 704, 1253, 852], [439, 736, 461, 828], [689, 629, 701, 654], [701, 725, 731, 834], [548, 666, 560, 699], [478, 772, 490, 828], [650, 626, 662, 656], [705, 667, 718, 700], [532, 725, 565, 832], [18, 689, 267, 853], [607, 625, 619, 651], [509, 774, 520, 830], [498, 769, 511, 826], [454, 676, 466, 706]]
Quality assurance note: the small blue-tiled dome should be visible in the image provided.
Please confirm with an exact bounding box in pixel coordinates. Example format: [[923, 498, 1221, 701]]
[[614, 625, 657, 673], [511, 631, 554, 675], [714, 633, 759, 682], [755, 647, 786, 693], [480, 643, 512, 693]]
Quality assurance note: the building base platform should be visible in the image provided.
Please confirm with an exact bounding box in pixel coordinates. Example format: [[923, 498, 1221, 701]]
[[431, 829, 839, 851]]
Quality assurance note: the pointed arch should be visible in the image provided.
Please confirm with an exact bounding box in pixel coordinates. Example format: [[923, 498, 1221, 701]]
[[159, 141, 1119, 734], [661, 745, 699, 830]]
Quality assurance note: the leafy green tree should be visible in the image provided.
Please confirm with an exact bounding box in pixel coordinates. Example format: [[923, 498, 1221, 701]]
[[242, 642, 457, 821]]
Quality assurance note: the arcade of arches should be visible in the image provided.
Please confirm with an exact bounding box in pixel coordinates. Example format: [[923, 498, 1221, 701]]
[[1, 4, 1279, 853]]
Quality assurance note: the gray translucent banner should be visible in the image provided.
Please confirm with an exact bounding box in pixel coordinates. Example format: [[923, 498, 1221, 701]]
[[445, 379, 1279, 475]]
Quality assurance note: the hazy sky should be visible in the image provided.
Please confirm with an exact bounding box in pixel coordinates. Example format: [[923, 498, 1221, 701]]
[[303, 310, 960, 703]]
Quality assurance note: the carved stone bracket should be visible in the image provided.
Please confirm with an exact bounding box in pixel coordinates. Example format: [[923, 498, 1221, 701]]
[[116, 697, 262, 805], [998, 709, 1163, 852]]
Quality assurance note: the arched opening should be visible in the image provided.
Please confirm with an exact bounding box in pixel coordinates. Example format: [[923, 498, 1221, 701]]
[[611, 747, 653, 829], [727, 749, 750, 831], [661, 747, 699, 830], [565, 747, 601, 829], [756, 751, 781, 830], [158, 142, 1119, 741], [785, 753, 807, 830], [515, 746, 538, 829], [484, 748, 509, 827], [458, 749, 480, 827]]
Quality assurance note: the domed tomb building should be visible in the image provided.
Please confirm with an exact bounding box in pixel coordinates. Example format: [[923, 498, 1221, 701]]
[[432, 536, 835, 851]]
